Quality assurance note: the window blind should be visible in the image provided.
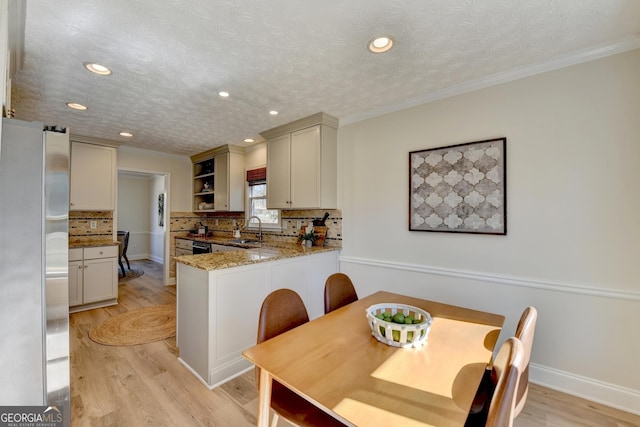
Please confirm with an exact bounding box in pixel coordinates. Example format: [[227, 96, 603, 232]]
[[246, 167, 267, 186]]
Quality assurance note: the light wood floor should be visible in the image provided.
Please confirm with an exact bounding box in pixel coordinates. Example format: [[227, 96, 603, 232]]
[[69, 260, 640, 426]]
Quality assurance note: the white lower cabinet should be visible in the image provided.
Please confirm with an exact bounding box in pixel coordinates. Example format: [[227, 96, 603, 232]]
[[210, 244, 229, 253], [69, 245, 119, 313], [176, 250, 339, 388], [175, 238, 193, 256]]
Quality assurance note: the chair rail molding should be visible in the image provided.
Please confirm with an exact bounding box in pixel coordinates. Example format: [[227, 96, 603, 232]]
[[339, 255, 640, 416], [339, 256, 640, 302]]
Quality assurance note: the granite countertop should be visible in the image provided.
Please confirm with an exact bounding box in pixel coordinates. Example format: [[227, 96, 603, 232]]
[[177, 234, 257, 247], [69, 238, 120, 248], [174, 242, 340, 271]]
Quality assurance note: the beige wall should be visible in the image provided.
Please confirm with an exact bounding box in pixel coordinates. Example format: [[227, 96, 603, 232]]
[[1, 0, 8, 134], [150, 175, 166, 262], [117, 145, 192, 212], [117, 173, 152, 260], [245, 141, 266, 170], [338, 49, 640, 413]]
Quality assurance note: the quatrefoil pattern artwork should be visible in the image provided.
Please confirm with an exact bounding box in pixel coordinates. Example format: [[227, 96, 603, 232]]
[[409, 138, 506, 235]]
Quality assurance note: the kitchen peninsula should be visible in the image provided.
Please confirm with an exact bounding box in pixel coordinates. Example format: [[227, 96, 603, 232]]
[[175, 242, 340, 388]]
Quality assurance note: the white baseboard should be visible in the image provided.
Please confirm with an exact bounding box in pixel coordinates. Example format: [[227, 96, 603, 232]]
[[530, 363, 640, 416], [127, 253, 163, 263], [149, 254, 163, 263], [339, 255, 640, 415]]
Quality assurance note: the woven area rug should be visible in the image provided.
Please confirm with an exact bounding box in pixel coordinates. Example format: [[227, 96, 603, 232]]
[[88, 304, 175, 346], [119, 267, 144, 283]]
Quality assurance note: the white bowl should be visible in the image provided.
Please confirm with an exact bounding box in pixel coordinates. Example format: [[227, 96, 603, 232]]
[[366, 303, 432, 348]]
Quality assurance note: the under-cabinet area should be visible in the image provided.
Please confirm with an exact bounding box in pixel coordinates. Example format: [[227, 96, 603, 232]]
[[68, 245, 119, 313]]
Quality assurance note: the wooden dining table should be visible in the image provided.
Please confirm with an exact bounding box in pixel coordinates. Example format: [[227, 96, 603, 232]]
[[242, 291, 505, 427]]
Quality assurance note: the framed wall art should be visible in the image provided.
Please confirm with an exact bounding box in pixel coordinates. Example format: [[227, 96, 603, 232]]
[[158, 192, 165, 227], [409, 137, 506, 235]]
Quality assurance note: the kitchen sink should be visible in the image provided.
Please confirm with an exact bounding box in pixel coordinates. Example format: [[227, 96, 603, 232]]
[[228, 239, 260, 244]]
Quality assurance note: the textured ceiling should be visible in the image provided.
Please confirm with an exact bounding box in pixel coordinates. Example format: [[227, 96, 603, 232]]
[[10, 0, 640, 156]]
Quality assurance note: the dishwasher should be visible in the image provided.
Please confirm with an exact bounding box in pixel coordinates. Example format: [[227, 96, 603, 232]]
[[192, 241, 212, 254]]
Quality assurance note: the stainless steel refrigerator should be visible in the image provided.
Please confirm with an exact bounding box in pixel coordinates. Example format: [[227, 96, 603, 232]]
[[0, 118, 70, 425]]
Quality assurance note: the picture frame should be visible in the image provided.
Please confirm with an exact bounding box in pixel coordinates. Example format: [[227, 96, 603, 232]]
[[158, 192, 165, 227], [409, 137, 506, 235]]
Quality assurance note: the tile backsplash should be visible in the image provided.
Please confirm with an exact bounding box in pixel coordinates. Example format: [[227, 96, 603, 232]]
[[68, 209, 341, 280], [69, 211, 114, 243], [169, 209, 342, 245], [168, 209, 342, 278]]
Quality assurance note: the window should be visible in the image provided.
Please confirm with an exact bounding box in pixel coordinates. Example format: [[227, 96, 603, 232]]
[[246, 168, 280, 229]]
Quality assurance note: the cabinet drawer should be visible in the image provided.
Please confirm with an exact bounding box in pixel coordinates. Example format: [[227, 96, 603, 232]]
[[176, 238, 193, 250], [175, 248, 192, 257], [84, 245, 118, 260], [69, 248, 83, 261]]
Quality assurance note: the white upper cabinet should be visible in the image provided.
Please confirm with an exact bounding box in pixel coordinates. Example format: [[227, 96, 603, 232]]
[[262, 112, 338, 210], [69, 141, 116, 211], [264, 133, 291, 209]]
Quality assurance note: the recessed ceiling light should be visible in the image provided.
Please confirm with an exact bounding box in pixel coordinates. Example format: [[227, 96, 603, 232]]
[[244, 138, 255, 143], [269, 110, 278, 116], [119, 132, 133, 137], [83, 62, 112, 76], [368, 36, 394, 53], [66, 102, 87, 110], [218, 91, 230, 98]]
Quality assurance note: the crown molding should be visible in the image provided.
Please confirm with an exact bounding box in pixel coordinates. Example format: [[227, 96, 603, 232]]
[[260, 112, 339, 140], [70, 133, 121, 148], [341, 35, 640, 127]]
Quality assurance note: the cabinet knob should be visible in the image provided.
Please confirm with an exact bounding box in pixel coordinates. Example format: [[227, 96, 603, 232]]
[[99, 251, 104, 255], [70, 202, 75, 206]]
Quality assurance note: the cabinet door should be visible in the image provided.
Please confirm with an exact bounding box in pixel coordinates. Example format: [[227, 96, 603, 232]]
[[290, 126, 321, 208], [70, 142, 116, 211], [266, 133, 291, 209], [68, 260, 84, 307], [82, 257, 118, 304], [214, 152, 229, 210]]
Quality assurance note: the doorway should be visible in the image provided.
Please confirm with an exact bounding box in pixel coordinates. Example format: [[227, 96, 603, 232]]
[[116, 168, 170, 286]]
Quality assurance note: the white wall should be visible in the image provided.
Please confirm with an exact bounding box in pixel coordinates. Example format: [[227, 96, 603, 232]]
[[149, 175, 165, 262], [1, 0, 9, 138], [245, 141, 266, 169], [117, 146, 192, 212], [117, 173, 152, 260], [338, 49, 640, 414]]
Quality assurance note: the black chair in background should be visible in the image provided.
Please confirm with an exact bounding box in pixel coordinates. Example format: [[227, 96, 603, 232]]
[[117, 231, 130, 277]]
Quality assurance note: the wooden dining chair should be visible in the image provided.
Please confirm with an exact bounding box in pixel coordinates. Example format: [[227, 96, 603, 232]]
[[513, 306, 537, 416], [485, 337, 526, 427], [466, 306, 538, 425], [256, 289, 347, 427], [323, 273, 358, 314]]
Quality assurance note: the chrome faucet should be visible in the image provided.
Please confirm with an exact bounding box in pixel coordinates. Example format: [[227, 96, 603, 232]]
[[245, 216, 263, 241]]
